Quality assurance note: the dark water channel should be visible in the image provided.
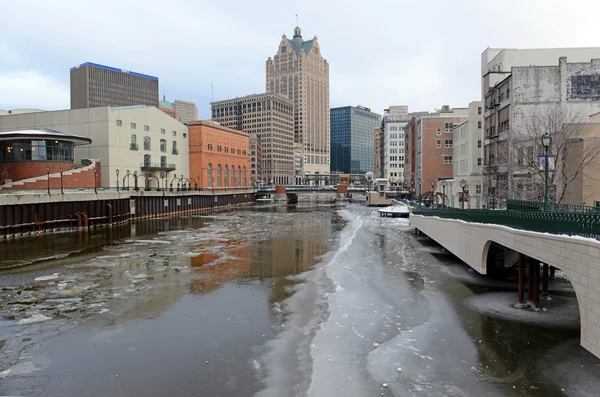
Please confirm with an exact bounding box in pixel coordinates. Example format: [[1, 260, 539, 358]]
[[0, 204, 598, 396]]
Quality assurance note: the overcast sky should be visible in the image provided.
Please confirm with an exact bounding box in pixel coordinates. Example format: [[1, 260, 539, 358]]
[[2, 0, 600, 118]]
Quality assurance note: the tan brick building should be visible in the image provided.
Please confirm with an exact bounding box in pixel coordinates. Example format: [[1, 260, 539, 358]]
[[211, 93, 294, 185], [374, 128, 382, 178], [266, 26, 330, 176]]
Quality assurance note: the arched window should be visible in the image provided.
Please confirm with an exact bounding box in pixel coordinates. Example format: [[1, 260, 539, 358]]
[[224, 166, 229, 188], [217, 165, 222, 187], [243, 167, 247, 186], [231, 165, 235, 187], [237, 166, 241, 187], [208, 164, 213, 188], [144, 154, 151, 167], [160, 156, 166, 167], [130, 134, 137, 150], [160, 139, 166, 152], [144, 136, 151, 150], [172, 141, 178, 154]]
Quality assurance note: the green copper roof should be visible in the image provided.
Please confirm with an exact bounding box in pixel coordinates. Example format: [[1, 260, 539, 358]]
[[287, 37, 314, 55], [159, 100, 173, 109]]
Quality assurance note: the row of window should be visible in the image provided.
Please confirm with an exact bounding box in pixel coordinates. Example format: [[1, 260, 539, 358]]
[[436, 139, 453, 148], [130, 135, 178, 153], [206, 143, 248, 156], [116, 119, 186, 138], [206, 164, 247, 188], [0, 140, 74, 162]]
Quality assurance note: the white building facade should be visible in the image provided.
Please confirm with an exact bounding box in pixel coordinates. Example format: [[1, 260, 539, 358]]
[[0, 106, 189, 188], [173, 100, 198, 124], [382, 106, 409, 186]]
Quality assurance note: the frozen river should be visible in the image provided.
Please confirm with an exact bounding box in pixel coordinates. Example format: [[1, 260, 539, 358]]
[[0, 204, 599, 396]]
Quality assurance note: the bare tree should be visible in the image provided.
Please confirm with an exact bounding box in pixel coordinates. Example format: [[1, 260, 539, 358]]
[[0, 165, 9, 186], [512, 103, 600, 204]]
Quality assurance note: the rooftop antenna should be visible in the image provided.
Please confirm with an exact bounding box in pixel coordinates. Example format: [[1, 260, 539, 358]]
[[211, 81, 214, 103], [296, 14, 298, 26]]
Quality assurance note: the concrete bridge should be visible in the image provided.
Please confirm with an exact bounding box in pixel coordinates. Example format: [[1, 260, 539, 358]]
[[410, 213, 600, 358]]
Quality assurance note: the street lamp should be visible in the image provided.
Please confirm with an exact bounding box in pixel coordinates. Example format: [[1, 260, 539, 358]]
[[418, 178, 422, 206], [460, 179, 467, 209], [490, 178, 498, 210], [133, 171, 139, 191], [125, 170, 130, 190], [440, 180, 447, 208], [116, 169, 120, 192], [59, 167, 64, 195], [46, 166, 51, 195], [541, 132, 552, 211], [410, 179, 415, 206], [197, 175, 201, 191], [430, 179, 436, 208], [93, 167, 98, 194]]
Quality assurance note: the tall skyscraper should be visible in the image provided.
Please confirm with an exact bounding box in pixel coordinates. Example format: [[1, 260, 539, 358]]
[[70, 62, 158, 109], [173, 100, 198, 124], [211, 93, 295, 185], [266, 26, 330, 176], [330, 106, 381, 174]]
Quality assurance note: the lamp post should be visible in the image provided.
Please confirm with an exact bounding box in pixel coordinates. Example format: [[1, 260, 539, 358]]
[[440, 180, 447, 208], [46, 166, 51, 195], [490, 178, 498, 210], [410, 179, 414, 206], [541, 132, 552, 211], [59, 167, 64, 195], [116, 169, 120, 192], [93, 167, 98, 194], [460, 179, 467, 209], [133, 171, 139, 191], [430, 179, 436, 207], [197, 175, 201, 191], [418, 178, 422, 206], [170, 174, 177, 192]]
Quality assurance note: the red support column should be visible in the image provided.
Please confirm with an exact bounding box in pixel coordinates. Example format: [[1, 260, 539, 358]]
[[527, 258, 534, 303], [518, 254, 525, 304], [533, 262, 540, 308], [542, 263, 549, 296]]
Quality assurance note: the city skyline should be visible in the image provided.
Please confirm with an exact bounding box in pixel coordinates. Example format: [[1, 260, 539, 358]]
[[3, 0, 600, 117]]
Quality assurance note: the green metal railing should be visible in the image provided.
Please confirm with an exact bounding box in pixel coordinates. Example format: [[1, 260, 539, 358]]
[[412, 207, 600, 240], [507, 199, 600, 214]]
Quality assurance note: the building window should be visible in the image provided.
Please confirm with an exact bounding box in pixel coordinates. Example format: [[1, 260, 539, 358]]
[[208, 144, 213, 150], [476, 184, 482, 194], [131, 122, 137, 129], [237, 166, 241, 187], [437, 128, 441, 136], [208, 164, 213, 188], [172, 130, 177, 137], [172, 141, 178, 155], [477, 158, 482, 166], [231, 165, 235, 187], [183, 132, 187, 139], [161, 128, 165, 135], [224, 166, 229, 188], [144, 125, 149, 132], [478, 121, 482, 129], [143, 154, 151, 167], [217, 165, 222, 187], [160, 155, 167, 167], [478, 140, 482, 148], [444, 155, 452, 164], [445, 139, 453, 148], [160, 139, 167, 152], [143, 136, 151, 150], [130, 134, 138, 150], [478, 107, 482, 115], [243, 166, 247, 186], [436, 140, 441, 148], [116, 120, 123, 127]]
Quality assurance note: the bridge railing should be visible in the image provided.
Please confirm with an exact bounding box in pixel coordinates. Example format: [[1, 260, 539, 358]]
[[412, 207, 600, 240], [507, 199, 600, 214]]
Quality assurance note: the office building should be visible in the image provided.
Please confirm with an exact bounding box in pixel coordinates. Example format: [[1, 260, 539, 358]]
[[173, 100, 198, 124], [381, 106, 411, 185], [250, 134, 263, 185], [266, 26, 330, 176], [330, 106, 381, 174], [374, 128, 382, 178], [70, 62, 159, 109], [211, 93, 294, 185]]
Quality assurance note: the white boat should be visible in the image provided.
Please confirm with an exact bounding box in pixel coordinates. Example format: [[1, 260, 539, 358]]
[[378, 205, 410, 218]]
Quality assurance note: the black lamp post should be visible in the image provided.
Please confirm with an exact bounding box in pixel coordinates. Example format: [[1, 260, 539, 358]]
[[133, 171, 139, 191], [46, 166, 51, 195], [197, 175, 201, 191], [93, 167, 98, 194], [410, 179, 414, 206], [460, 179, 467, 209], [440, 180, 447, 208], [59, 167, 64, 195], [418, 178, 422, 206], [116, 169, 120, 192], [490, 178, 498, 210], [541, 132, 552, 211]]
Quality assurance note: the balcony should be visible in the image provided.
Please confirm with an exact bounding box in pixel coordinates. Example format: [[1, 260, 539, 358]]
[[141, 162, 176, 171], [130, 143, 139, 150], [172, 148, 179, 155]]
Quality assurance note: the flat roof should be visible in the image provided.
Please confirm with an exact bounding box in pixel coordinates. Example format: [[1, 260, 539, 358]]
[[0, 128, 92, 146], [70, 62, 158, 81]]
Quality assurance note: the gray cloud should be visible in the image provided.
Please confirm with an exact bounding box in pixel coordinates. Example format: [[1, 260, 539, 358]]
[[2, 0, 600, 117]]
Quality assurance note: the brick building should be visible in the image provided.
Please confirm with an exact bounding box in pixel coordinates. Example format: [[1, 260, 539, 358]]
[[188, 120, 250, 189], [404, 106, 468, 197]]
